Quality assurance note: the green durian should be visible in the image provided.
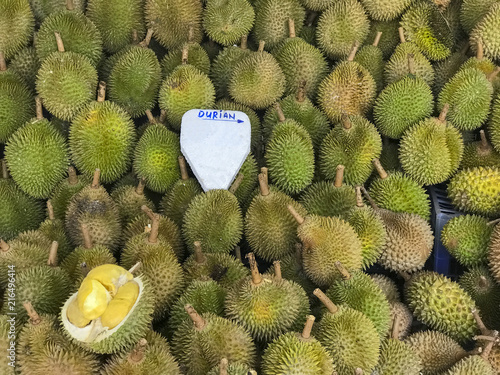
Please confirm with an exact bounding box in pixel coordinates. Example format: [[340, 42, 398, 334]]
[[434, 46, 469, 94], [360, 0, 411, 21], [37, 201, 71, 261], [161, 42, 211, 77], [389, 301, 413, 340], [0, 0, 34, 59], [460, 0, 497, 33], [208, 359, 255, 375], [445, 354, 495, 375], [298, 0, 333, 11], [111, 179, 155, 226], [462, 130, 500, 169], [366, 19, 400, 59], [354, 33, 385, 92], [8, 46, 40, 91], [491, 95, 500, 152], [29, 0, 86, 23], [370, 274, 400, 302], [470, 3, 500, 60], [375, 336, 422, 375]]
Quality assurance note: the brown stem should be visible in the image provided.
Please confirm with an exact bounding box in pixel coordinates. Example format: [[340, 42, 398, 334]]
[[474, 335, 499, 342], [229, 173, 244, 194], [129, 262, 142, 275], [54, 32, 65, 52], [261, 167, 268, 184], [148, 214, 160, 243], [194, 241, 206, 264], [141, 205, 155, 220], [128, 339, 148, 364], [334, 165, 345, 188], [355, 369, 363, 375], [481, 333, 498, 360], [399, 271, 411, 282], [47, 241, 58, 267], [47, 200, 55, 220], [145, 110, 155, 124], [372, 159, 388, 179], [246, 252, 262, 285], [273, 260, 282, 280], [159, 110, 167, 124], [296, 80, 307, 102], [68, 166, 78, 185], [139, 29, 154, 48], [181, 45, 189, 65], [135, 178, 145, 195], [302, 315, 315, 339], [240, 35, 248, 50], [391, 314, 401, 340], [407, 53, 415, 75], [234, 245, 242, 262], [275, 102, 286, 123], [66, 0, 74, 10], [131, 29, 139, 44], [219, 358, 229, 375], [35, 96, 43, 120], [258, 41, 265, 52], [488, 218, 500, 226], [91, 169, 100, 189], [487, 67, 500, 82], [97, 81, 106, 102], [23, 302, 41, 325], [288, 18, 296, 38], [361, 186, 378, 210], [373, 31, 382, 47], [81, 224, 93, 249], [479, 130, 489, 150], [472, 308, 491, 336], [438, 104, 450, 123], [178, 156, 189, 180], [0, 51, 6, 71], [258, 172, 270, 196], [0, 239, 10, 252], [1, 160, 8, 179], [334, 261, 351, 279], [347, 42, 359, 61], [398, 27, 406, 43], [287, 205, 305, 225], [313, 289, 338, 314], [185, 304, 206, 330], [478, 275, 489, 288], [80, 262, 89, 277], [476, 39, 484, 60], [341, 115, 352, 130], [355, 186, 364, 207]]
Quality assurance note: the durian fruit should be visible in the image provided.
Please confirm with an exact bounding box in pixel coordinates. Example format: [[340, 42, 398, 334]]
[[489, 223, 500, 282], [433, 44, 470, 94], [470, 3, 500, 60], [35, 33, 98, 121], [490, 82, 500, 152], [319, 115, 382, 185], [487, 344, 500, 373], [448, 166, 500, 216], [366, 19, 400, 59], [265, 107, 315, 194], [318, 45, 376, 122], [273, 19, 329, 98], [460, 0, 497, 33], [161, 40, 211, 77], [399, 105, 464, 185], [183, 189, 243, 254], [374, 54, 434, 139], [225, 254, 310, 342], [0, 315, 15, 375], [316, 0, 370, 59], [442, 214, 492, 267], [145, 0, 203, 50], [354, 32, 385, 92], [101, 331, 181, 375], [183, 241, 249, 289], [462, 129, 500, 169], [29, 0, 85, 23], [245, 170, 307, 261], [370, 274, 400, 303], [369, 159, 431, 220], [5, 97, 69, 198], [38, 200, 72, 261], [313, 289, 381, 374], [111, 179, 155, 226], [230, 153, 259, 206], [61, 263, 155, 354], [298, 0, 334, 11], [69, 81, 136, 184], [0, 0, 34, 59], [107, 30, 162, 118], [229, 40, 285, 109], [203, 0, 255, 46], [288, 204, 363, 286], [34, 7, 102, 65], [360, 0, 411, 20], [207, 358, 255, 375], [389, 301, 413, 339], [437, 67, 494, 131], [87, 0, 145, 54], [405, 330, 467, 374], [444, 353, 496, 375], [261, 315, 336, 374], [459, 41, 500, 93], [121, 213, 185, 320], [326, 262, 391, 336], [300, 165, 357, 217], [65, 169, 122, 250], [405, 271, 478, 342]]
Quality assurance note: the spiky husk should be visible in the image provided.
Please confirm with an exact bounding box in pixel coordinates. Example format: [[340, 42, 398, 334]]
[[0, 0, 34, 59], [370, 274, 400, 302], [434, 49, 469, 95], [110, 185, 155, 226], [49, 173, 91, 221], [211, 46, 251, 99], [360, 0, 411, 20], [445, 355, 495, 375], [8, 46, 40, 91], [491, 97, 500, 153], [207, 362, 254, 375], [159, 178, 202, 228], [161, 43, 210, 77], [460, 0, 497, 33], [389, 301, 413, 339], [470, 3, 500, 60], [354, 44, 385, 92], [29, 0, 85, 22], [366, 19, 400, 59], [384, 42, 435, 86], [300, 181, 357, 217], [36, 219, 72, 261], [461, 138, 500, 169]]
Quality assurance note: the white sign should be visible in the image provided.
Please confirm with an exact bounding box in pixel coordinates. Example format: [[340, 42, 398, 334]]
[[180, 109, 251, 192]]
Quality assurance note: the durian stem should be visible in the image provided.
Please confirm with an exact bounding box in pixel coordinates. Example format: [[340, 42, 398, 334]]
[[438, 104, 450, 123], [398, 27, 406, 43], [479, 130, 489, 150], [1, 160, 8, 179], [97, 81, 106, 102], [407, 53, 415, 75], [274, 102, 286, 122], [302, 315, 315, 339], [229, 173, 244, 194], [47, 200, 55, 221], [373, 31, 382, 47], [258, 41, 265, 52], [219, 358, 229, 375], [139, 29, 153, 48], [159, 109, 167, 124], [355, 369, 363, 375], [91, 169, 100, 189], [194, 241, 207, 263], [54, 32, 65, 52], [399, 271, 411, 281], [240, 35, 248, 50], [129, 262, 142, 275], [361, 186, 378, 210], [334, 165, 345, 188], [0, 51, 6, 71], [66, 0, 74, 11], [145, 109, 155, 124], [81, 224, 93, 249], [287, 205, 305, 225], [178, 156, 189, 180], [472, 308, 491, 336], [391, 314, 401, 339], [288, 18, 296, 38], [35, 96, 43, 120], [347, 42, 359, 61], [481, 333, 498, 360], [273, 260, 282, 280], [68, 166, 78, 185], [341, 115, 352, 130], [313, 289, 338, 314], [355, 186, 364, 207], [476, 39, 484, 60], [23, 302, 41, 325], [185, 304, 206, 330], [148, 214, 160, 244], [247, 252, 262, 285], [141, 205, 155, 220], [258, 172, 270, 196], [234, 245, 242, 262], [296, 80, 307, 102], [474, 335, 499, 342], [478, 275, 489, 288], [136, 178, 146, 195], [372, 159, 388, 179], [80, 262, 89, 277], [128, 338, 148, 364], [334, 261, 351, 279], [261, 167, 268, 184], [488, 218, 500, 226], [131, 29, 139, 44], [0, 239, 10, 252], [47, 241, 58, 267], [487, 67, 500, 82], [181, 45, 189, 65]]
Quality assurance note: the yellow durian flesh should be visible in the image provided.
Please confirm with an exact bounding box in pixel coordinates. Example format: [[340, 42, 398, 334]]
[[67, 297, 91, 328], [85, 264, 133, 296], [100, 281, 139, 329], [77, 278, 110, 320]]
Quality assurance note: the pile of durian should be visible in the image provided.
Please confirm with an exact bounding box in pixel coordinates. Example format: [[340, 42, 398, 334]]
[[2, 0, 500, 373]]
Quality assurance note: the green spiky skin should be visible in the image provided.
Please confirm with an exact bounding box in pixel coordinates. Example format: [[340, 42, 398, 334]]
[[360, 0, 411, 20], [448, 167, 500, 216], [442, 215, 492, 267], [217, 100, 261, 151], [346, 206, 386, 269], [207, 363, 254, 375], [69, 100, 136, 184], [29, 0, 86, 23], [87, 0, 145, 54], [183, 189, 243, 254], [229, 50, 285, 110], [399, 117, 464, 185], [354, 45, 385, 92], [0, 316, 15, 375], [111, 185, 155, 226], [38, 219, 72, 261], [298, 215, 363, 286], [470, 3, 500, 60], [370, 274, 400, 302], [434, 49, 469, 95], [318, 61, 376, 123], [298, 0, 333, 11], [315, 306, 380, 375], [211, 45, 251, 99], [225, 274, 309, 342], [133, 124, 181, 193], [36, 51, 98, 121], [316, 0, 369, 59], [445, 355, 495, 375], [60, 245, 116, 287], [366, 19, 400, 59], [0, 0, 34, 59], [145, 0, 203, 50], [261, 331, 335, 375], [172, 312, 256, 375], [319, 116, 382, 185], [327, 271, 391, 336], [374, 339, 422, 375], [168, 280, 226, 333], [0, 73, 35, 142], [35, 11, 102, 66], [262, 94, 330, 151], [232, 153, 259, 206], [491, 97, 500, 152], [253, 0, 305, 50], [300, 182, 357, 218], [384, 42, 435, 87], [65, 185, 122, 250], [159, 64, 216, 129], [49, 172, 91, 221], [460, 0, 497, 33], [369, 171, 431, 220], [273, 37, 329, 99], [159, 178, 202, 228], [405, 271, 478, 342], [245, 187, 307, 261], [108, 46, 161, 118], [202, 40, 223, 61], [203, 0, 255, 46], [461, 138, 500, 169], [389, 301, 413, 339], [161, 43, 211, 77], [101, 331, 181, 375], [374, 76, 434, 139], [401, 2, 453, 61], [0, 179, 44, 240], [9, 47, 40, 91], [405, 330, 467, 374], [5, 119, 69, 199]]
